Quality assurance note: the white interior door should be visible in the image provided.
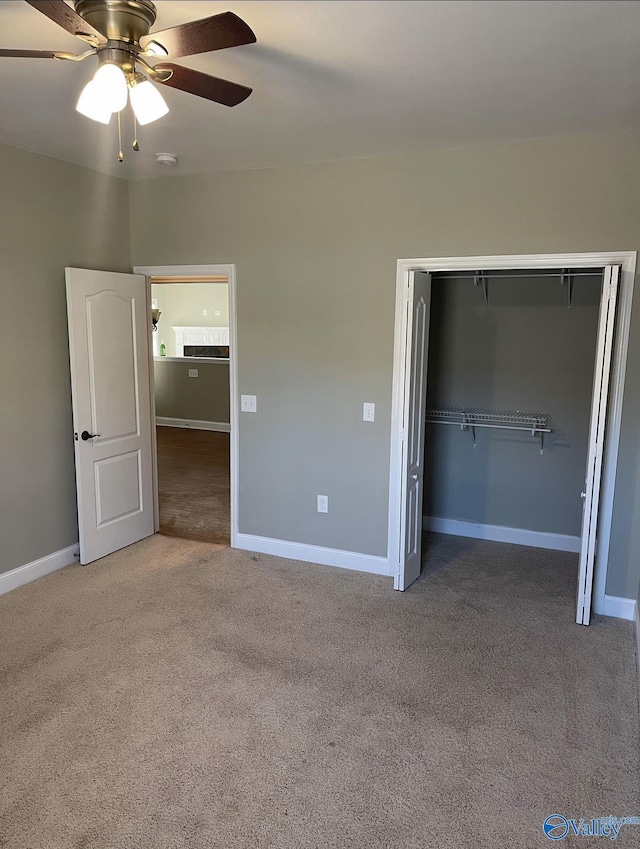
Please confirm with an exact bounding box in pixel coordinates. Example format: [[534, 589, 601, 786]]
[[576, 265, 619, 625], [66, 268, 155, 564], [395, 271, 432, 591]]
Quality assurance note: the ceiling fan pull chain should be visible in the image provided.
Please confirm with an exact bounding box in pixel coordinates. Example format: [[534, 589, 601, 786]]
[[132, 113, 140, 152], [117, 110, 124, 163]]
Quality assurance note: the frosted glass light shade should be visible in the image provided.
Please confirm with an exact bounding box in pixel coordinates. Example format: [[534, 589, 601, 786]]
[[76, 80, 112, 124], [92, 63, 128, 113], [129, 79, 169, 125]]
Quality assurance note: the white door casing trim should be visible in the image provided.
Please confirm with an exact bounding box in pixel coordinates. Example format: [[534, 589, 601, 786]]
[[389, 252, 637, 617], [134, 264, 239, 547]]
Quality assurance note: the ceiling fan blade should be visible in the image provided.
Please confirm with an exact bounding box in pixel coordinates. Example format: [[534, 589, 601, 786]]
[[25, 1, 107, 45], [141, 12, 256, 59], [155, 63, 252, 107], [0, 48, 60, 58]]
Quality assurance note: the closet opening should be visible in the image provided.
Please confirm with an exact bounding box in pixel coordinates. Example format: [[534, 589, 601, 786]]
[[389, 253, 636, 625]]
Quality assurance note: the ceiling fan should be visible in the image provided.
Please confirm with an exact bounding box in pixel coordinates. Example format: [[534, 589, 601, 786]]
[[0, 1, 256, 158]]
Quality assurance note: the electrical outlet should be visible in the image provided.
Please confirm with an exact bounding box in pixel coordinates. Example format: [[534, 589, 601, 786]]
[[241, 394, 257, 413], [215, 309, 221, 316], [202, 309, 208, 316], [317, 495, 328, 513], [188, 368, 199, 378], [363, 402, 375, 422]]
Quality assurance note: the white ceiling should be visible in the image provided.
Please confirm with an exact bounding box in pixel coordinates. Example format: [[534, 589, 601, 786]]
[[1, 0, 639, 179]]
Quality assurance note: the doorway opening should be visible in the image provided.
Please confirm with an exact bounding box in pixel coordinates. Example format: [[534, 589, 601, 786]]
[[135, 264, 238, 549], [389, 253, 636, 625]]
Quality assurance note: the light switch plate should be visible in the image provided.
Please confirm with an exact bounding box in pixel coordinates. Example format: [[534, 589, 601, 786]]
[[188, 368, 199, 378], [363, 402, 375, 422], [202, 309, 208, 316], [241, 394, 257, 413], [215, 309, 221, 316]]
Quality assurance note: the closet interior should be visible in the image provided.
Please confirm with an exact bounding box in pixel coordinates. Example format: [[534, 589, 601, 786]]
[[422, 267, 605, 575]]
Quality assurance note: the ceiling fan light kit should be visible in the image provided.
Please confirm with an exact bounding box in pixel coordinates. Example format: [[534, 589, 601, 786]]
[[76, 76, 112, 123], [3, 0, 257, 160], [129, 74, 168, 125], [88, 60, 128, 112]]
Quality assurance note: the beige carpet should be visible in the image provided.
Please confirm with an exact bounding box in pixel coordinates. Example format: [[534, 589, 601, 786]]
[[0, 534, 638, 848]]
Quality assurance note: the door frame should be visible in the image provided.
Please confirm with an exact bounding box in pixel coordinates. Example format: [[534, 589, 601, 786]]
[[388, 251, 637, 613], [133, 263, 239, 548]]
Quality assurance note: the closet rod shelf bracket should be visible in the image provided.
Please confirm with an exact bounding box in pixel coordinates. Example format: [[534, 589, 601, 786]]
[[561, 268, 573, 308], [426, 408, 552, 454], [474, 272, 488, 306], [460, 413, 477, 448]]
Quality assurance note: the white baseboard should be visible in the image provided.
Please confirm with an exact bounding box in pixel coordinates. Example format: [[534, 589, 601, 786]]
[[423, 516, 580, 553], [156, 417, 230, 433], [598, 594, 637, 622], [234, 533, 392, 577], [634, 602, 640, 698], [0, 544, 79, 596]]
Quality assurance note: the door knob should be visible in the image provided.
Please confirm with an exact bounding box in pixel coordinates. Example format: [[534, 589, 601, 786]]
[[81, 430, 100, 441], [580, 491, 587, 499], [411, 473, 419, 481]]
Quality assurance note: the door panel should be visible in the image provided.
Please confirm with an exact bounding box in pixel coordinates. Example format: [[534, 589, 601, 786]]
[[396, 271, 432, 591], [87, 291, 140, 439], [576, 265, 619, 625], [94, 451, 143, 526], [66, 268, 155, 564]]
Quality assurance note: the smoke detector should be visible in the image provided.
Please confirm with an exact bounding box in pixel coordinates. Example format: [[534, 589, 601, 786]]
[[155, 152, 178, 167]]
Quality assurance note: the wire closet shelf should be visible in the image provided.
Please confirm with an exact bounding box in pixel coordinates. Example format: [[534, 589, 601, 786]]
[[425, 408, 551, 454], [431, 266, 603, 307]]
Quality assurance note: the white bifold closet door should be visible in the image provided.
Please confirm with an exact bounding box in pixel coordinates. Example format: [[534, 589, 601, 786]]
[[576, 265, 619, 625], [395, 271, 432, 591]]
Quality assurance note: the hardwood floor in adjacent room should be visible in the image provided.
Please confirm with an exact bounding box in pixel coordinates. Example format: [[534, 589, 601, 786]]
[[156, 426, 230, 544]]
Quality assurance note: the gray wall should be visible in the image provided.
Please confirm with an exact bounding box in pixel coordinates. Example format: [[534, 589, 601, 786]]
[[3, 133, 639, 605], [129, 132, 640, 601], [154, 360, 230, 423], [424, 275, 601, 536], [0, 144, 131, 574]]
